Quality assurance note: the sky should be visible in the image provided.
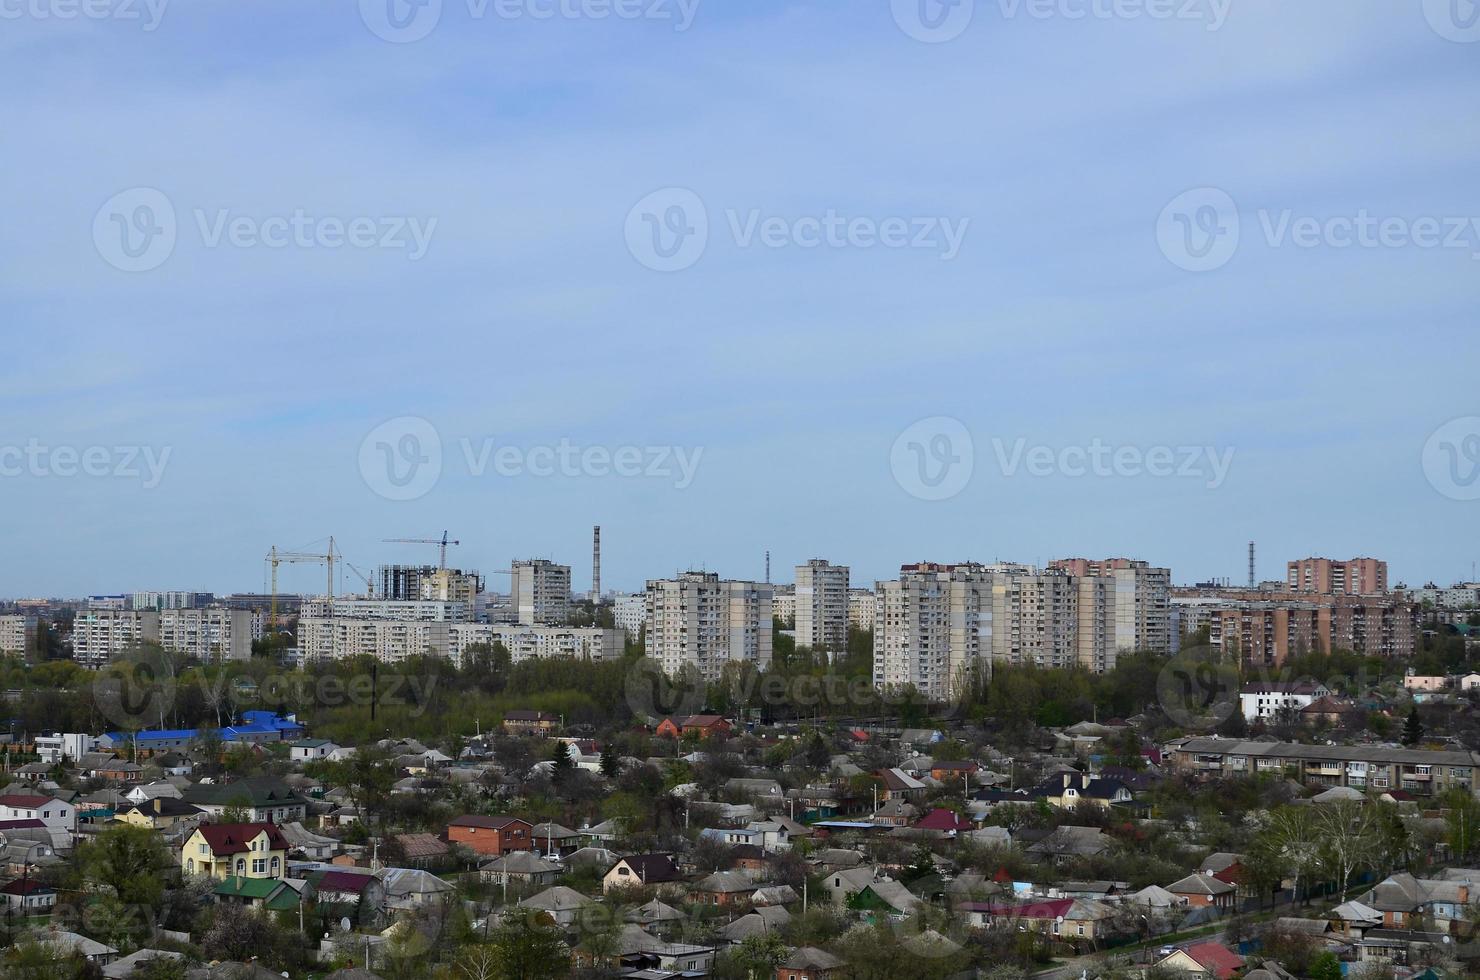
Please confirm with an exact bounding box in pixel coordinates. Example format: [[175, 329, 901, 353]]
[[0, 0, 1477, 598]]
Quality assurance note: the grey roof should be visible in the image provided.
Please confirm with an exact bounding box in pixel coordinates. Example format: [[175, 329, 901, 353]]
[[1176, 736, 1480, 767]]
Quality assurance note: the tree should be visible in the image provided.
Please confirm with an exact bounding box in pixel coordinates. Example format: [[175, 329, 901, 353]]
[[80, 823, 170, 911], [488, 914, 569, 980], [1444, 788, 1480, 861], [1309, 951, 1342, 980], [599, 742, 620, 779], [1403, 704, 1425, 746]]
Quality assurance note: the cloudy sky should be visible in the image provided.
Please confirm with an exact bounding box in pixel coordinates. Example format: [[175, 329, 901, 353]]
[[1, 0, 1477, 597]]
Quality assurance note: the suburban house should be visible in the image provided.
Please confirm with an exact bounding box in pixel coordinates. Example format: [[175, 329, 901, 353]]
[[1357, 873, 1475, 929], [1032, 772, 1134, 810], [689, 870, 754, 907], [0, 878, 56, 912], [181, 823, 289, 880], [479, 850, 561, 887], [1155, 941, 1244, 979], [211, 876, 302, 911], [1239, 681, 1331, 721], [288, 739, 339, 762], [775, 946, 845, 980], [656, 715, 732, 739], [0, 794, 76, 833], [445, 815, 533, 857], [116, 797, 203, 831], [1168, 873, 1237, 910], [502, 710, 560, 736], [873, 768, 928, 802], [181, 778, 308, 823], [604, 853, 682, 893]]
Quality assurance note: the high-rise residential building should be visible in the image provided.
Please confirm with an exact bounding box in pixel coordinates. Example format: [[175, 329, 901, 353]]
[[72, 607, 258, 665], [377, 564, 437, 602], [1048, 558, 1172, 657], [981, 564, 1081, 670], [770, 587, 796, 626], [1287, 557, 1388, 596], [299, 618, 449, 663], [300, 597, 471, 622], [644, 572, 773, 681], [511, 560, 572, 626], [1405, 583, 1480, 609], [872, 564, 988, 700], [418, 568, 482, 605], [0, 615, 37, 657], [847, 590, 877, 632], [794, 559, 849, 653], [129, 591, 215, 611], [448, 624, 623, 667], [1207, 596, 1419, 666], [613, 594, 647, 638]]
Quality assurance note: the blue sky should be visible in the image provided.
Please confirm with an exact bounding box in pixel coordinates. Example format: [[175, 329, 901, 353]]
[[1, 0, 1477, 597]]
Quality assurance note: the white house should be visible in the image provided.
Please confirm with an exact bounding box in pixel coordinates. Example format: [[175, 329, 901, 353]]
[[289, 739, 340, 763], [0, 794, 77, 834], [1239, 681, 1330, 721]]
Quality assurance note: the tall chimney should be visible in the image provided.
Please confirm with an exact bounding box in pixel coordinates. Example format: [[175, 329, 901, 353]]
[[1248, 541, 1256, 589], [591, 526, 601, 602]]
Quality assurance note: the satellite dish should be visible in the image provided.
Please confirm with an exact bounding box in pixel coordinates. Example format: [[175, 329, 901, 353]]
[[339, 917, 352, 933]]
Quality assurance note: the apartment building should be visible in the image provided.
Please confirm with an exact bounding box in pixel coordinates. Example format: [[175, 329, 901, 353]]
[[157, 608, 260, 662], [984, 564, 1081, 670], [770, 587, 796, 626], [129, 591, 214, 611], [1049, 558, 1172, 655], [0, 615, 37, 657], [795, 559, 849, 652], [448, 624, 623, 667], [300, 598, 470, 622], [613, 594, 647, 639], [417, 568, 481, 605], [644, 572, 773, 681], [377, 564, 436, 602], [1287, 557, 1388, 596], [71, 609, 159, 667], [511, 559, 571, 626], [1405, 584, 1480, 609], [1169, 737, 1480, 798], [1206, 595, 1419, 666], [872, 563, 989, 700], [297, 618, 449, 662], [847, 590, 877, 632]]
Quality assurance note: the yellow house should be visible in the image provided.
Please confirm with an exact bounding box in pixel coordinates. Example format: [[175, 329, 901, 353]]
[[118, 798, 204, 832], [182, 823, 289, 880]]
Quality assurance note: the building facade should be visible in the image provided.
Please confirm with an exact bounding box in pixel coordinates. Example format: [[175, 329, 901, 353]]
[[1170, 737, 1480, 798], [511, 560, 571, 626], [1287, 557, 1388, 596], [448, 624, 622, 666], [795, 559, 849, 653], [645, 572, 773, 681], [0, 615, 37, 657]]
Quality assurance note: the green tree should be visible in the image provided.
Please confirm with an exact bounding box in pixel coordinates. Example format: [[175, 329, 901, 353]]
[[1444, 788, 1480, 861], [80, 823, 171, 911], [599, 742, 620, 779], [1309, 951, 1342, 980], [488, 914, 569, 979], [1403, 704, 1424, 746]]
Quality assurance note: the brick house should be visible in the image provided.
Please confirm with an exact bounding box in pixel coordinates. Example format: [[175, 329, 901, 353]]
[[445, 815, 533, 857]]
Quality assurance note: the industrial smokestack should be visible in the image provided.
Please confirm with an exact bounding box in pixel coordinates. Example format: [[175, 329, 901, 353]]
[[765, 551, 770, 585], [1248, 541, 1255, 589], [592, 525, 601, 602]]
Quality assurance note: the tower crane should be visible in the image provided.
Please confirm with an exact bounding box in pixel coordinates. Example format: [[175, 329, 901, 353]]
[[383, 531, 460, 570], [264, 537, 335, 632]]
